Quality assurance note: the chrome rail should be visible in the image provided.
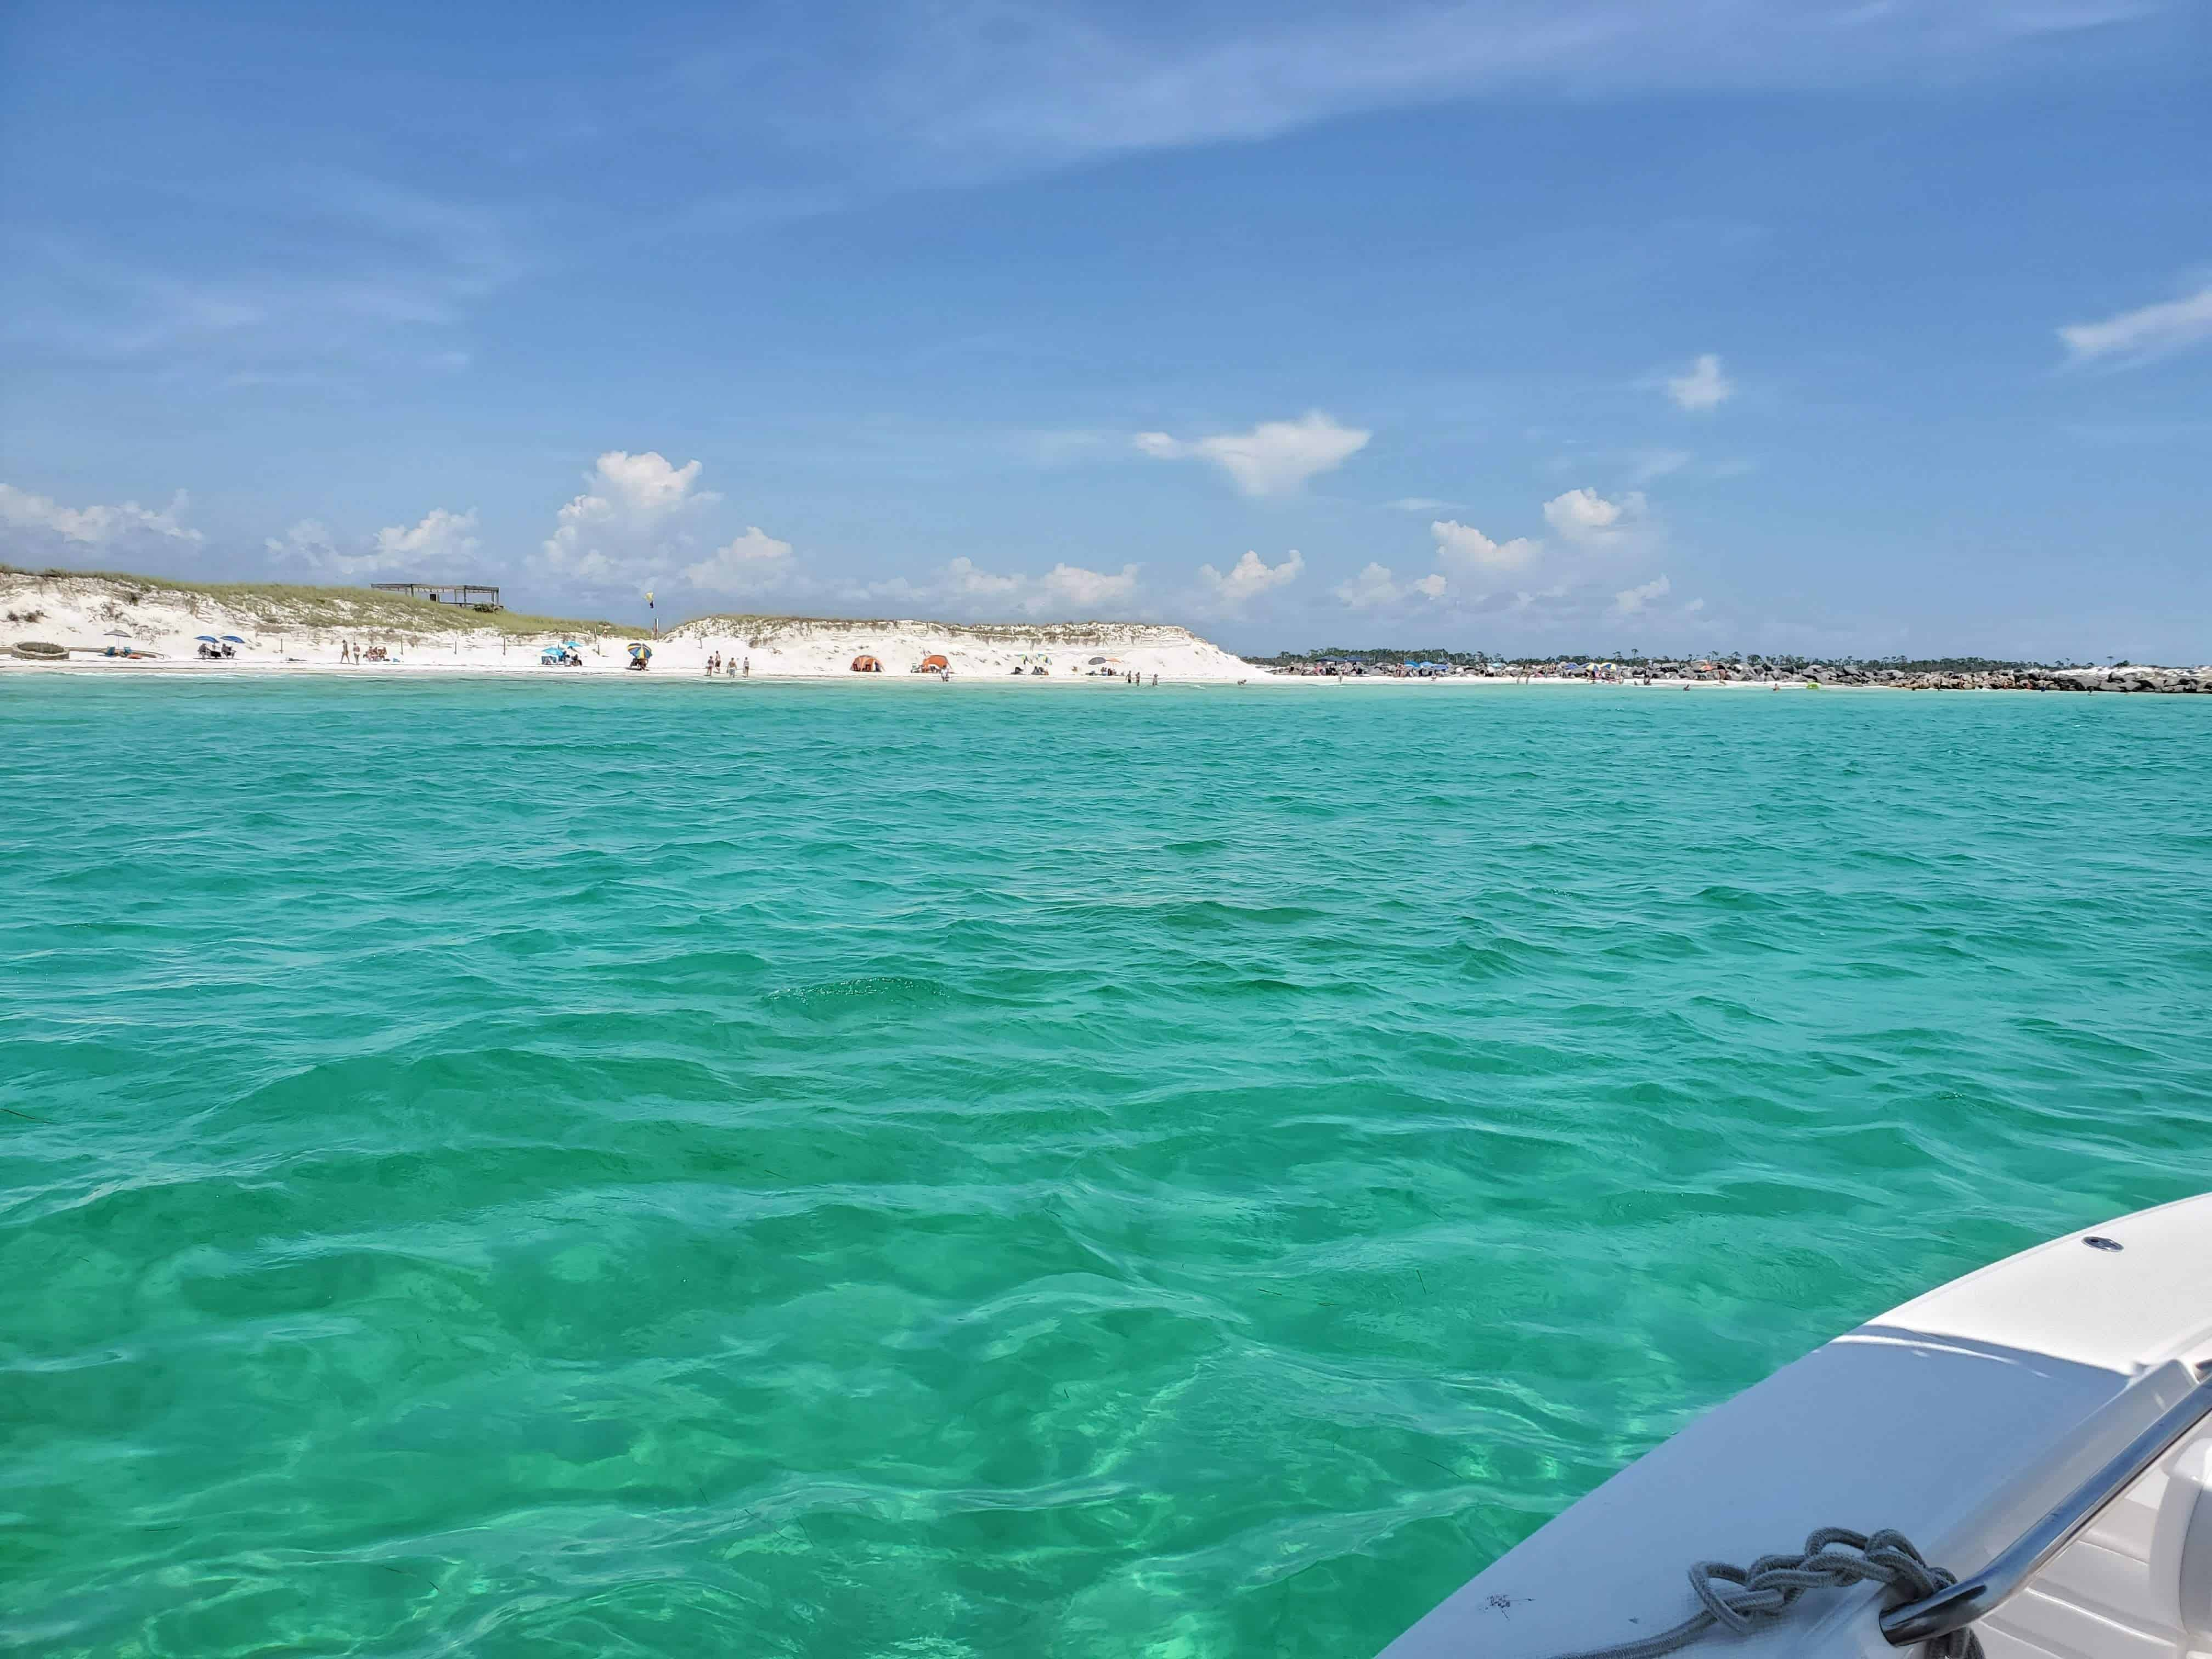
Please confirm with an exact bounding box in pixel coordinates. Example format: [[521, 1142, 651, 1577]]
[[1881, 1369, 2212, 1647]]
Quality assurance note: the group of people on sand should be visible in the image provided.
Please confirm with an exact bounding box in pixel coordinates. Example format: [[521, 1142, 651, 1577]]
[[704, 651, 749, 678], [338, 640, 389, 663], [1122, 671, 1158, 686]]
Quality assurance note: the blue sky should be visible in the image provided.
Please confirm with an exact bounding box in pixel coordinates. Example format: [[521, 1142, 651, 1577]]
[[2, 1, 2207, 657]]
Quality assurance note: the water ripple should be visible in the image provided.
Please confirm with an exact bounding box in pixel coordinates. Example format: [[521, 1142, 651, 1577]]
[[2, 679, 2209, 1657]]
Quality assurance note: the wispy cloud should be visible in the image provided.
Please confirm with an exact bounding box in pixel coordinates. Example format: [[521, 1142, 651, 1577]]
[[751, 1, 2168, 184], [2058, 284, 2212, 367], [1666, 353, 1734, 411], [1628, 449, 1694, 483], [1134, 411, 1370, 498], [4, 171, 523, 375]]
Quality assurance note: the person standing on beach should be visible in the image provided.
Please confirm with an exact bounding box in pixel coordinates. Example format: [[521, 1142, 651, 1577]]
[[742, 656, 751, 678]]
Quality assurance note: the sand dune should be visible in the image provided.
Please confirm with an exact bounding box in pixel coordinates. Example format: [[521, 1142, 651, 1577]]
[[0, 571, 1262, 681]]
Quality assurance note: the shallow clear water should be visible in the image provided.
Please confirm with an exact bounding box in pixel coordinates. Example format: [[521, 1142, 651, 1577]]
[[4, 675, 2209, 1659]]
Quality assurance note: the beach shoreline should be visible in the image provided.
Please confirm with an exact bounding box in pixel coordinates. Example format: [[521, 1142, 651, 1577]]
[[12, 657, 2203, 695], [5, 568, 2205, 692]]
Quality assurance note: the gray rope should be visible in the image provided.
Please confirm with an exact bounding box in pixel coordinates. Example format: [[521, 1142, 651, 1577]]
[[1543, 1527, 1984, 1659]]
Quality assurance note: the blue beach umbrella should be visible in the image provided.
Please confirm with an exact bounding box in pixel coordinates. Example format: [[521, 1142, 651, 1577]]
[[221, 635, 246, 644], [196, 634, 219, 642]]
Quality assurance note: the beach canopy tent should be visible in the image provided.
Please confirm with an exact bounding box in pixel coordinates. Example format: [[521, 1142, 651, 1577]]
[[851, 654, 881, 672], [919, 654, 949, 670]]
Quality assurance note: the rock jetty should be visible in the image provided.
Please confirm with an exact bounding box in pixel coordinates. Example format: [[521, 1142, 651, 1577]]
[[1814, 664, 2210, 694]]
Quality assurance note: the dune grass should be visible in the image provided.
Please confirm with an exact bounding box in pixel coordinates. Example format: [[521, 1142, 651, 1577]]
[[5, 566, 1181, 641], [673, 612, 1193, 642], [2, 564, 628, 636]]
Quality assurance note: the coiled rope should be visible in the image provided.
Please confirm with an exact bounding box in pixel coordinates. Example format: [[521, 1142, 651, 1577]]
[[1544, 1527, 1984, 1659]]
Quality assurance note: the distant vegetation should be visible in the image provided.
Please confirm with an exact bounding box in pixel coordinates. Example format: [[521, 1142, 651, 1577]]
[[1260, 646, 1492, 666]]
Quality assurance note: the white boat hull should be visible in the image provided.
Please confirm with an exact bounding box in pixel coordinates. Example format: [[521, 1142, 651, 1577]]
[[1380, 1194, 2212, 1658]]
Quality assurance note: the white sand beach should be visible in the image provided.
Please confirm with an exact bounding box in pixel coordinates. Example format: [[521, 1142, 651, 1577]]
[[2, 571, 1257, 682], [7, 570, 2203, 692]]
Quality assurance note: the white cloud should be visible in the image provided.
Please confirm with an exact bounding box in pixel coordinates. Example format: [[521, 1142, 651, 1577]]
[[1133, 411, 1370, 497], [2058, 285, 2212, 366], [1334, 561, 1446, 610], [267, 520, 341, 568], [1386, 496, 1459, 512], [0, 483, 201, 552], [683, 526, 796, 592], [942, 556, 1139, 617], [540, 450, 719, 589], [1667, 353, 1734, 411], [1431, 518, 1540, 573], [1543, 487, 1648, 546], [1612, 574, 1672, 614], [371, 507, 479, 569], [266, 507, 478, 577], [1196, 548, 1304, 611], [1335, 563, 1401, 610], [593, 450, 715, 515]]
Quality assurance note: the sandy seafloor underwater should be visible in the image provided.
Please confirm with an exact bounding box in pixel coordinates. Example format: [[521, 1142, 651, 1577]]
[[4, 675, 2208, 1658]]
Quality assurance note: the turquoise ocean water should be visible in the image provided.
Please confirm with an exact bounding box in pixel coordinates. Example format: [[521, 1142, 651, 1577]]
[[5, 676, 2209, 1659]]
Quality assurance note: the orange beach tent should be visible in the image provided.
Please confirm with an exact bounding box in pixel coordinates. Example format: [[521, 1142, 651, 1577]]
[[919, 654, 949, 671], [851, 654, 882, 673]]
